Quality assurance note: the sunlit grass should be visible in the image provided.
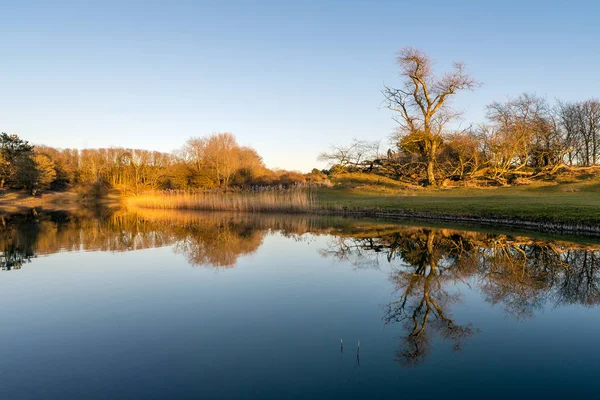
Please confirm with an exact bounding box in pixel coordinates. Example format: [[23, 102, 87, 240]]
[[316, 182, 600, 226]]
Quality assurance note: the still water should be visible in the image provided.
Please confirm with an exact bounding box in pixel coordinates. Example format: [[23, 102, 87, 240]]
[[1, 209, 600, 399]]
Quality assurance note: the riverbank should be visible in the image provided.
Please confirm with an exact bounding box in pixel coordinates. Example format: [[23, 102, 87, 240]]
[[124, 184, 600, 235], [2, 175, 600, 236], [0, 189, 122, 213], [316, 179, 600, 235]]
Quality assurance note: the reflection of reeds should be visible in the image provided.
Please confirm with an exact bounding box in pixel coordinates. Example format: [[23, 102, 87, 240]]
[[126, 187, 316, 212]]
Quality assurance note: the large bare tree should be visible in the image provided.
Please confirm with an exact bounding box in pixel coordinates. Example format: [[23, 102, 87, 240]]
[[383, 48, 478, 185]]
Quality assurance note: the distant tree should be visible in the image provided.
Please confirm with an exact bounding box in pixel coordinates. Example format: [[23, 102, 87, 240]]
[[203, 133, 241, 186], [383, 48, 478, 185], [0, 133, 34, 189], [33, 154, 57, 193], [233, 147, 266, 185], [558, 99, 600, 166], [16, 153, 56, 195], [79, 148, 109, 185], [182, 133, 265, 188], [318, 139, 381, 172], [162, 162, 194, 189], [485, 94, 563, 170], [35, 146, 79, 189]]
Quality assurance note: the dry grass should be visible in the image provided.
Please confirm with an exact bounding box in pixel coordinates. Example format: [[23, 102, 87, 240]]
[[127, 187, 316, 213], [331, 172, 419, 193]]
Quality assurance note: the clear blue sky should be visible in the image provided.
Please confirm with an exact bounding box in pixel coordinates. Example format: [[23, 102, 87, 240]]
[[2, 0, 599, 171]]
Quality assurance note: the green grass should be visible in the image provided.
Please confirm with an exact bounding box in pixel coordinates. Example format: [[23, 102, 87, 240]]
[[317, 173, 600, 226]]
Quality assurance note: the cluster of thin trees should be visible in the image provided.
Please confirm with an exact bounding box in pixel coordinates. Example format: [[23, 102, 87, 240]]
[[0, 132, 325, 195], [321, 48, 600, 186]]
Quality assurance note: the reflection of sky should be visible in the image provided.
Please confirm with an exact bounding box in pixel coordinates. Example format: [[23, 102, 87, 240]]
[[0, 232, 599, 398]]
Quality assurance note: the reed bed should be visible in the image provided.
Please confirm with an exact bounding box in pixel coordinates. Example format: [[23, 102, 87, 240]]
[[126, 187, 317, 213]]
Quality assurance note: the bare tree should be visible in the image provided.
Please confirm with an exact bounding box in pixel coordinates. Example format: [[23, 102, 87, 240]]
[[383, 48, 478, 185], [318, 139, 381, 171], [485, 94, 563, 170], [558, 99, 600, 166], [182, 133, 265, 187]]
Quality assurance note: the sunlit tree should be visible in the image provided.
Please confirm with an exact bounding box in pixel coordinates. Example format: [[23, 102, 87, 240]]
[[383, 48, 478, 185]]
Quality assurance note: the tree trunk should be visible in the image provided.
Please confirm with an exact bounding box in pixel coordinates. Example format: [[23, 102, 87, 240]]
[[426, 159, 436, 186], [426, 140, 437, 186]]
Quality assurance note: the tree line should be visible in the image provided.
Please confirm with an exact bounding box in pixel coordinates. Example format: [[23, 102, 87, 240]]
[[0, 132, 328, 196], [321, 48, 600, 186], [7, 47, 598, 192]]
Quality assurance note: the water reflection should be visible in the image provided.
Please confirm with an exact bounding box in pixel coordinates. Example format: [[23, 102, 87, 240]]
[[2, 209, 600, 367], [321, 227, 600, 365], [0, 210, 176, 270], [0, 209, 341, 269]]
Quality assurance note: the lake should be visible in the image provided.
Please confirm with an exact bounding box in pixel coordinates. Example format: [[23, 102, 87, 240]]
[[1, 209, 600, 399]]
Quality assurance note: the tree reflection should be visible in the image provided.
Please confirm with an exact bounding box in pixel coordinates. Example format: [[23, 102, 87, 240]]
[[173, 220, 264, 267], [381, 230, 477, 366], [0, 210, 268, 269], [0, 209, 337, 270], [321, 226, 600, 366], [0, 211, 41, 270]]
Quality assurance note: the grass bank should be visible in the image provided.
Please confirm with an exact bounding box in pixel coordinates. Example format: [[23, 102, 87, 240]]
[[316, 172, 600, 235]]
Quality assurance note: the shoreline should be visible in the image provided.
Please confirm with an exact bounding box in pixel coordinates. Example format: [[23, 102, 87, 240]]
[[0, 190, 122, 214], [125, 203, 600, 237], [314, 208, 600, 236], [3, 202, 599, 237], [2, 189, 599, 237]]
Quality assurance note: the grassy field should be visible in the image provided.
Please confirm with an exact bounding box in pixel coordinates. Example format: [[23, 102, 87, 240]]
[[316, 171, 600, 229]]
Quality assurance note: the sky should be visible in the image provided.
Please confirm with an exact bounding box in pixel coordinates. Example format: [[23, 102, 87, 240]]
[[1, 0, 599, 171]]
